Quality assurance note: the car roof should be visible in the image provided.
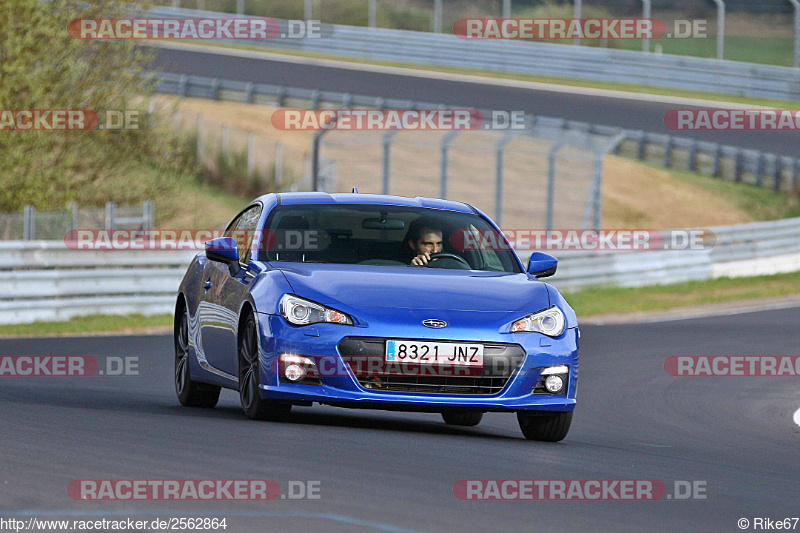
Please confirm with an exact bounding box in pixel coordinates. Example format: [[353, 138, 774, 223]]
[[256, 192, 475, 214]]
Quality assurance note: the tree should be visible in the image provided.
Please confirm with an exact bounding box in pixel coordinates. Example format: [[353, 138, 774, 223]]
[[0, 0, 172, 210]]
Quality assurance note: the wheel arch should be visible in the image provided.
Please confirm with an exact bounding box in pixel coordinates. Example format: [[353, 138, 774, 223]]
[[174, 293, 187, 334], [238, 301, 256, 339]]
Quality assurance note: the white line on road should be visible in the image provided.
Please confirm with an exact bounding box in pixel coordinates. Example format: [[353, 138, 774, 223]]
[[794, 407, 800, 427]]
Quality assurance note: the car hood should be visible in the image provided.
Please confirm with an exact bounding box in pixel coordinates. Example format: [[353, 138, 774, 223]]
[[274, 263, 549, 313]]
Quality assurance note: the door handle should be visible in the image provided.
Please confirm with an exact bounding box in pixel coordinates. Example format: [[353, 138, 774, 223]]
[[204, 279, 212, 292]]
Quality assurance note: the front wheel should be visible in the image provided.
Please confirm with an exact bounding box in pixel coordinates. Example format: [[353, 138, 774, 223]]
[[175, 306, 220, 408], [238, 313, 292, 421], [517, 411, 572, 442]]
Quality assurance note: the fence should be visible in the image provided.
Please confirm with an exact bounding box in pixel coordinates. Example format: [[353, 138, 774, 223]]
[[153, 72, 800, 199], [150, 1, 797, 20], [2, 215, 799, 324], [169, 107, 299, 195], [316, 127, 624, 229], [156, 73, 629, 229], [147, 6, 800, 100], [0, 202, 154, 241], [147, 1, 799, 44]]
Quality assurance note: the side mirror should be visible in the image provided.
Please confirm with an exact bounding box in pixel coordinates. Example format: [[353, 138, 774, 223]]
[[205, 237, 241, 275], [527, 252, 557, 278]]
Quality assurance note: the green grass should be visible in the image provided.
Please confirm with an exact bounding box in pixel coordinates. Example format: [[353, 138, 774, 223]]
[[80, 161, 195, 220], [189, 41, 798, 109], [619, 35, 794, 67], [0, 314, 173, 337], [565, 271, 800, 317], [651, 163, 800, 222]]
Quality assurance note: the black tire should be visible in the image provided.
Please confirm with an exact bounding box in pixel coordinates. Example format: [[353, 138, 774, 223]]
[[175, 305, 221, 408], [517, 411, 573, 442], [238, 313, 292, 421], [442, 411, 484, 426]]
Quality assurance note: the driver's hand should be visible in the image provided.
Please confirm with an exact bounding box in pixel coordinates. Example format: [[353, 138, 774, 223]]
[[411, 252, 434, 266]]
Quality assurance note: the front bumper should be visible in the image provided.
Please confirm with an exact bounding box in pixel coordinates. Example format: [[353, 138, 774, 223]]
[[256, 310, 578, 412]]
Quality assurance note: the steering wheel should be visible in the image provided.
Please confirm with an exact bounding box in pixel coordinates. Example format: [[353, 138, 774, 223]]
[[424, 252, 471, 269]]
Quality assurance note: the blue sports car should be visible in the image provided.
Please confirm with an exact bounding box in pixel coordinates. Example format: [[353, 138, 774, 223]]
[[174, 192, 579, 441]]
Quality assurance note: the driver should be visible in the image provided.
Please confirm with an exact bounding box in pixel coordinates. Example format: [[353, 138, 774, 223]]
[[406, 219, 444, 266]]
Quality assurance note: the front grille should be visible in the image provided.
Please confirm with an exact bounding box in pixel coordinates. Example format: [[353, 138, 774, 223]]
[[337, 337, 525, 396]]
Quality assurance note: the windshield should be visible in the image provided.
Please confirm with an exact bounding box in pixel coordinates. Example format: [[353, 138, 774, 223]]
[[259, 204, 522, 273]]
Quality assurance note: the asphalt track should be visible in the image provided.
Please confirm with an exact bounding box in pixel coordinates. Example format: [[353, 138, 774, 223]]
[[151, 46, 800, 157], [2, 306, 799, 532]]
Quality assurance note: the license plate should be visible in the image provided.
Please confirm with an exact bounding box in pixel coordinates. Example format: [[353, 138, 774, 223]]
[[385, 340, 484, 366]]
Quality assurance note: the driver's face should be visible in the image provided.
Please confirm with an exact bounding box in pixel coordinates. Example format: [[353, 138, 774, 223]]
[[411, 230, 443, 256]]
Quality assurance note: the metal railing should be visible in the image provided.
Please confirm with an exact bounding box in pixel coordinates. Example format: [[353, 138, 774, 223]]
[[150, 1, 800, 66], [147, 6, 800, 100], [153, 72, 800, 194], [2, 216, 799, 324], [551, 216, 800, 289], [0, 242, 194, 324]]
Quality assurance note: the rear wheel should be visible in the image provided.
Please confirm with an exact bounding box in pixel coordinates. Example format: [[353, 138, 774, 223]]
[[441, 411, 483, 426], [238, 313, 292, 421], [175, 306, 220, 408], [517, 411, 572, 442]]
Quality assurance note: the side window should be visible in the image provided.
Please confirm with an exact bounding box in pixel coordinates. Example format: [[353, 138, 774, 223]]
[[224, 213, 244, 238], [226, 206, 262, 264]]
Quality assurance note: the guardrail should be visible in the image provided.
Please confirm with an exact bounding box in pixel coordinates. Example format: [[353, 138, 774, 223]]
[[148, 6, 800, 101], [551, 217, 800, 289], [2, 216, 799, 324], [154, 71, 800, 192], [0, 242, 194, 324]]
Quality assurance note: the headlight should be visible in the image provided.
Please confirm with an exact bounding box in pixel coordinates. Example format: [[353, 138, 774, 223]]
[[279, 294, 353, 326], [510, 306, 565, 337]]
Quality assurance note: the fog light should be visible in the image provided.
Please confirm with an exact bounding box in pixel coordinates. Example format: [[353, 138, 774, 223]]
[[544, 375, 564, 393], [279, 354, 318, 383], [285, 363, 306, 382]]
